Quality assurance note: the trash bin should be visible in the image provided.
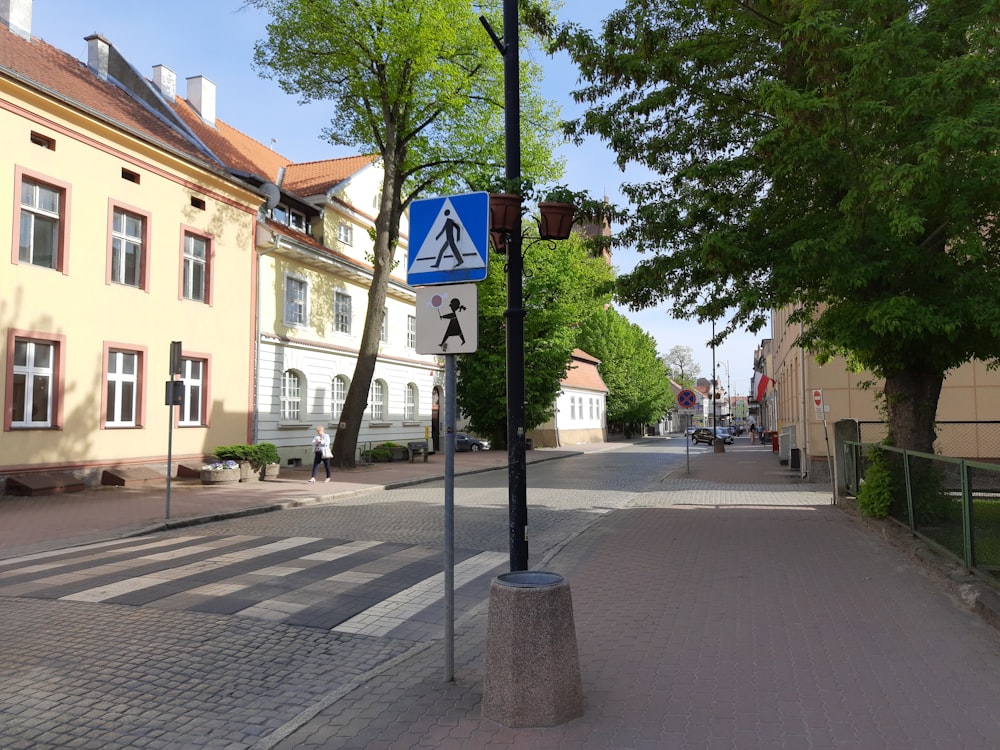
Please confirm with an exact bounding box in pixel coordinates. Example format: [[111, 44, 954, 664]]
[[525, 438, 534, 450], [771, 432, 779, 452], [482, 571, 583, 727]]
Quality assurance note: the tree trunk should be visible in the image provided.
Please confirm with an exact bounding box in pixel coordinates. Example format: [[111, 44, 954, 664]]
[[882, 366, 943, 454], [332, 157, 403, 468]]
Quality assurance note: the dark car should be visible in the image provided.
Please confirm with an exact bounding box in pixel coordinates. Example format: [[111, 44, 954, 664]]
[[690, 428, 715, 445], [714, 427, 735, 445], [455, 433, 490, 452], [691, 427, 735, 446]]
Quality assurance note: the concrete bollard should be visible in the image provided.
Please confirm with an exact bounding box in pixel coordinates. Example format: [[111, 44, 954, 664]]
[[481, 571, 583, 727]]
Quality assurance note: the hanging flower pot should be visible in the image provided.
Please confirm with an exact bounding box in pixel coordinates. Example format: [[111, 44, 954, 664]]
[[489, 193, 522, 235], [538, 201, 576, 241]]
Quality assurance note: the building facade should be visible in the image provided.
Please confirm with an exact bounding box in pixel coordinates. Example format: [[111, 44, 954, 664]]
[[0, 2, 444, 488], [1, 13, 260, 487]]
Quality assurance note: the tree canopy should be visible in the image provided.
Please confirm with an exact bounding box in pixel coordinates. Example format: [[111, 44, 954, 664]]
[[456, 230, 615, 447], [548, 0, 1000, 451], [250, 0, 564, 465], [577, 307, 673, 429]]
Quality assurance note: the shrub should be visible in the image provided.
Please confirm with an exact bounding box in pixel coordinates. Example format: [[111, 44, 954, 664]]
[[212, 443, 280, 468], [857, 448, 894, 518]]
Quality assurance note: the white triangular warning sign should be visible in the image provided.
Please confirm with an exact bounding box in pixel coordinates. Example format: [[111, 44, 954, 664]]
[[409, 198, 487, 275]]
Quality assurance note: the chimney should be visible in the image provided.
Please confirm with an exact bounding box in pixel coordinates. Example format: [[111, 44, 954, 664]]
[[186, 75, 216, 126], [152, 64, 176, 100], [0, 0, 32, 39], [85, 33, 110, 80]]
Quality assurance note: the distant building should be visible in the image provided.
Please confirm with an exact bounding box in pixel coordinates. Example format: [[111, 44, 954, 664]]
[[529, 350, 608, 447]]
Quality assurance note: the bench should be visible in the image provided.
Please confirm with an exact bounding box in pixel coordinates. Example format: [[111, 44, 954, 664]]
[[408, 440, 429, 463]]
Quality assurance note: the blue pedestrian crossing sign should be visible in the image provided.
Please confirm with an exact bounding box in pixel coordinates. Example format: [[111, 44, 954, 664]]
[[407, 192, 489, 286]]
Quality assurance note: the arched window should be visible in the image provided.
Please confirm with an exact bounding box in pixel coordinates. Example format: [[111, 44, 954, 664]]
[[405, 383, 418, 420], [281, 369, 302, 421], [369, 378, 386, 421], [332, 375, 349, 422]]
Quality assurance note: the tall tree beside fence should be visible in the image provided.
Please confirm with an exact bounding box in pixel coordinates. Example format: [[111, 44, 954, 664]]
[[542, 0, 1000, 452]]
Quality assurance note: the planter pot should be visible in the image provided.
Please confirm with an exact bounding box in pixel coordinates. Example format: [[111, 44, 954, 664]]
[[260, 463, 280, 481], [389, 446, 408, 461], [238, 461, 258, 483], [538, 201, 576, 240], [489, 193, 522, 235], [201, 468, 241, 485]]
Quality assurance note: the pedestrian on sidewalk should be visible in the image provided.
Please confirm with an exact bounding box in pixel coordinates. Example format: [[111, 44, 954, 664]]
[[310, 425, 332, 483], [749, 422, 757, 444]]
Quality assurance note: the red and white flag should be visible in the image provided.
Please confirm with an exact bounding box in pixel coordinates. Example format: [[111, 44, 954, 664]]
[[753, 371, 773, 402]]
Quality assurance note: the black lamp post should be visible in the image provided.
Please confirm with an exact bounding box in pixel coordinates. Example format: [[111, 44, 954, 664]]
[[481, 1, 527, 571]]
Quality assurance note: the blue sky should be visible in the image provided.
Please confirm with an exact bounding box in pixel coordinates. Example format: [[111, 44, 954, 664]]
[[27, 0, 762, 392]]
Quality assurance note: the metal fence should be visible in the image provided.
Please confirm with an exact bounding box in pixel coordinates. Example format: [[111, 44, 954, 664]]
[[857, 421, 1000, 460], [845, 442, 1000, 578]]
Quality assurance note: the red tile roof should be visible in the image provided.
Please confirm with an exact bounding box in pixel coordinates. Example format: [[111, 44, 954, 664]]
[[283, 155, 377, 196], [563, 349, 608, 393], [171, 97, 288, 182], [0, 28, 223, 172]]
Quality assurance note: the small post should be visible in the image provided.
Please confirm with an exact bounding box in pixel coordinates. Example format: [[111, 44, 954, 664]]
[[444, 353, 456, 681], [165, 341, 183, 520]]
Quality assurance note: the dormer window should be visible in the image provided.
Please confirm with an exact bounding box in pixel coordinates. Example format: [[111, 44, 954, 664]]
[[272, 204, 307, 232]]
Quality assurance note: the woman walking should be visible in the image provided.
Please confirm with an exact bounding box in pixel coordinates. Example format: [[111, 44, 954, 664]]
[[309, 425, 332, 482]]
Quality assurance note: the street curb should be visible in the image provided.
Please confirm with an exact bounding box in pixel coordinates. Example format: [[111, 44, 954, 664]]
[[119, 450, 586, 542]]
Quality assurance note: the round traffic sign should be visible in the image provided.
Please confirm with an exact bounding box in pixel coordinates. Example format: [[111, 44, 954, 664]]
[[677, 389, 697, 409]]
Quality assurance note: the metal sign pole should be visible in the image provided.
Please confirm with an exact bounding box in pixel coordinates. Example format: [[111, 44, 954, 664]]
[[444, 353, 456, 682]]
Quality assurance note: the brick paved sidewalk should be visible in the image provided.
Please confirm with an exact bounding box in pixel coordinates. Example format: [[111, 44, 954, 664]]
[[265, 445, 1000, 750]]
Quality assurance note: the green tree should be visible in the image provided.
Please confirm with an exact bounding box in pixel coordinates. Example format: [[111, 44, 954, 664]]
[[251, 0, 563, 466], [547, 0, 1000, 452], [577, 307, 673, 430], [457, 231, 614, 447]]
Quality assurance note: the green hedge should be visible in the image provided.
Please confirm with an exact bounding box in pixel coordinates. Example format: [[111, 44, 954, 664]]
[[212, 443, 280, 468]]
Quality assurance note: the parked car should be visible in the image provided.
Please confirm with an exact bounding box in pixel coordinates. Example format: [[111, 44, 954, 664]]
[[691, 427, 735, 446], [455, 433, 490, 452], [690, 428, 715, 445], [714, 427, 735, 445]]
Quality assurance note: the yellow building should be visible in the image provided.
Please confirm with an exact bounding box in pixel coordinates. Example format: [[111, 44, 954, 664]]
[[1, 14, 260, 487], [762, 304, 1000, 484]]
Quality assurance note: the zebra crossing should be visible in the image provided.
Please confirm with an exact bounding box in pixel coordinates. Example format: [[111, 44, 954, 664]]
[[0, 534, 507, 641]]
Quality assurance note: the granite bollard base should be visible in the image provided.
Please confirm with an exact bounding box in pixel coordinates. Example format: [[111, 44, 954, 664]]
[[482, 571, 583, 727]]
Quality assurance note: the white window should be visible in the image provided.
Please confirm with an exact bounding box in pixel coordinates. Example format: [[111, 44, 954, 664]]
[[284, 275, 308, 326], [111, 208, 143, 287], [570, 396, 576, 420], [332, 375, 349, 422], [180, 358, 205, 426], [407, 315, 416, 349], [369, 379, 386, 421], [106, 350, 139, 427], [19, 178, 61, 269], [12, 339, 54, 427], [338, 223, 353, 246], [405, 383, 418, 420], [380, 307, 388, 343], [590, 398, 595, 420], [334, 291, 352, 334], [281, 370, 302, 421], [183, 232, 209, 302]]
